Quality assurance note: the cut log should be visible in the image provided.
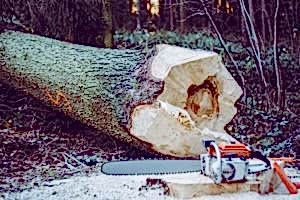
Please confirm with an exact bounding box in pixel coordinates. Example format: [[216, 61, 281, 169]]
[[0, 31, 242, 157], [145, 173, 260, 198]]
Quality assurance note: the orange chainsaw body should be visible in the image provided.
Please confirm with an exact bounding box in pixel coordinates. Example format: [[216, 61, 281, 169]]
[[209, 142, 250, 158]]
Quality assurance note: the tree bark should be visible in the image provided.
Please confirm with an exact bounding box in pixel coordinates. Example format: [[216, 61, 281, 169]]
[[102, 0, 113, 48], [261, 0, 266, 43], [179, 0, 184, 33], [0, 31, 242, 157], [169, 0, 174, 30], [247, 0, 254, 22]]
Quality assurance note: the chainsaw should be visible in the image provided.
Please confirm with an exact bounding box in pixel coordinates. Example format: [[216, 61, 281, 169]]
[[101, 140, 271, 184]]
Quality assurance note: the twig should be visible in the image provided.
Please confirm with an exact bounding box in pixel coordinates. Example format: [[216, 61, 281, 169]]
[[60, 153, 77, 170], [27, 107, 52, 113], [44, 137, 59, 146], [179, 10, 205, 22], [0, 104, 16, 111], [14, 97, 29, 104], [63, 153, 87, 167], [106, 150, 127, 155]]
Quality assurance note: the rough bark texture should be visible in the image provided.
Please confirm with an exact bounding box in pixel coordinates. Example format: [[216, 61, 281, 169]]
[[0, 31, 161, 148], [0, 31, 242, 157]]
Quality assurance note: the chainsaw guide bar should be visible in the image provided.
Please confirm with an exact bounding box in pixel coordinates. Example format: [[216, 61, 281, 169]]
[[101, 160, 202, 175]]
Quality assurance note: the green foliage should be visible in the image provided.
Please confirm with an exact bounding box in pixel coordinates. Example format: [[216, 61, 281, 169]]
[[229, 108, 293, 156], [114, 30, 261, 75], [114, 30, 227, 55]]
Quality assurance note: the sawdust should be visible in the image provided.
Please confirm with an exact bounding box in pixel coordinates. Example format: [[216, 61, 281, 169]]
[[2, 173, 299, 200]]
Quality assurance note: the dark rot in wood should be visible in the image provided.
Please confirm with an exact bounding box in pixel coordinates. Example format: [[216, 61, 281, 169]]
[[186, 76, 220, 121]]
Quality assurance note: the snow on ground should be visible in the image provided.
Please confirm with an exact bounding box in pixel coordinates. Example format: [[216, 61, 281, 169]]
[[2, 173, 299, 200]]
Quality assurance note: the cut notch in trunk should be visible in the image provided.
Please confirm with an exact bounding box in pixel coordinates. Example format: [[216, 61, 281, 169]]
[[130, 45, 242, 157]]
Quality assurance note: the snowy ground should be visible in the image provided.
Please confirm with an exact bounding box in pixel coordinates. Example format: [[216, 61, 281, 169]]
[[2, 172, 299, 200]]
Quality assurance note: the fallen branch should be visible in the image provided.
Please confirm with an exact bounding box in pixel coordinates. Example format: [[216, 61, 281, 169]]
[[63, 153, 88, 168]]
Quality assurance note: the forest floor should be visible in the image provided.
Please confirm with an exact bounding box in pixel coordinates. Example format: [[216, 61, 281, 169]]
[[0, 81, 166, 195], [2, 172, 300, 200]]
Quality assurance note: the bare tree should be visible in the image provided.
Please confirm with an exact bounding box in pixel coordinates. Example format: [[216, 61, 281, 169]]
[[273, 0, 283, 109], [169, 0, 174, 30], [239, 0, 271, 108], [102, 0, 113, 48], [179, 0, 184, 32], [261, 0, 266, 42], [136, 0, 142, 30], [247, 0, 254, 22]]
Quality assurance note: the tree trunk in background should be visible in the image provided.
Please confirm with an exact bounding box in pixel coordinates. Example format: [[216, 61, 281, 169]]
[[158, 0, 165, 29], [102, 0, 113, 48], [111, 0, 132, 30], [169, 0, 174, 30], [1, 0, 109, 47], [291, 0, 299, 55], [139, 0, 148, 29], [0, 31, 242, 157], [261, 0, 266, 46], [248, 0, 254, 22], [240, 7, 247, 44], [135, 0, 141, 30], [179, 0, 184, 33]]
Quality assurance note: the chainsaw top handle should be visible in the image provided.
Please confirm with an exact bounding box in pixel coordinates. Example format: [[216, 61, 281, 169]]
[[202, 140, 222, 184]]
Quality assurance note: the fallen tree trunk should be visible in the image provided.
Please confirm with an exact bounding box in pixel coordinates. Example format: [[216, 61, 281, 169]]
[[0, 31, 242, 157]]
